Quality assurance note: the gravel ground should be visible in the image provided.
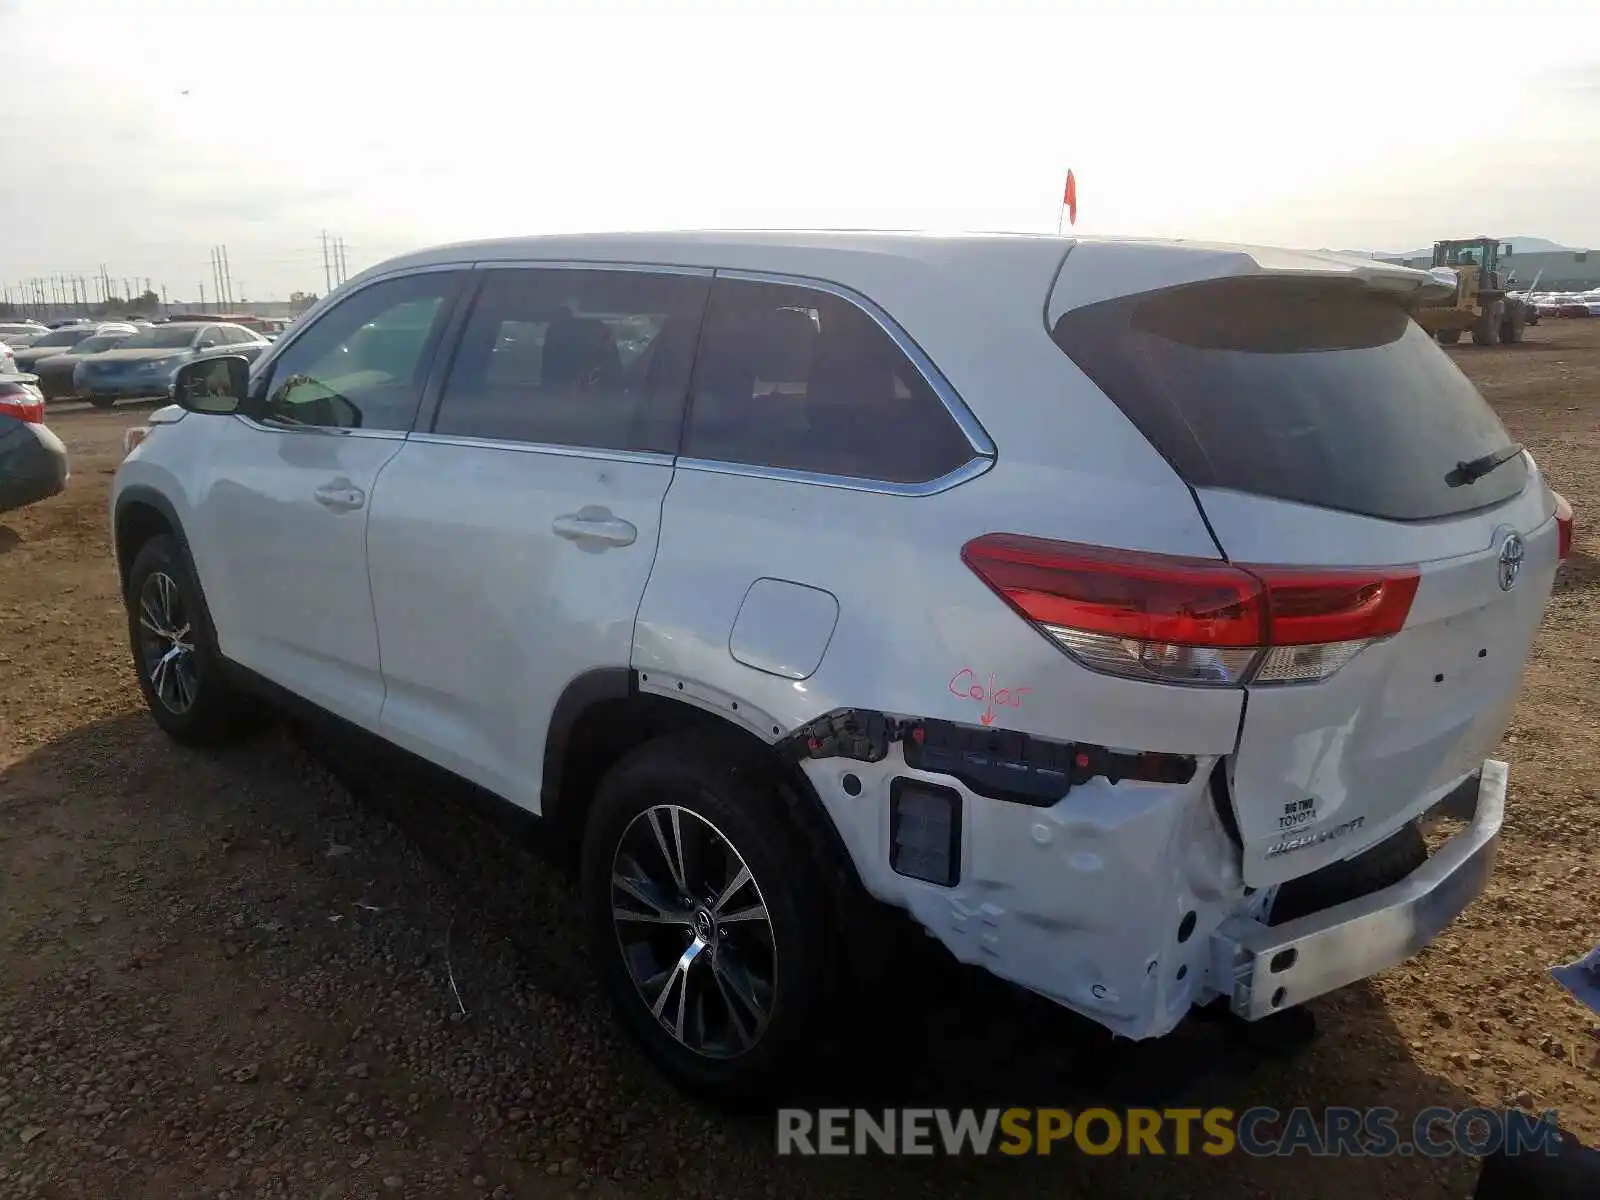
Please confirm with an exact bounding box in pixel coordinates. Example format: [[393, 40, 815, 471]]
[[2, 322, 1598, 1199]]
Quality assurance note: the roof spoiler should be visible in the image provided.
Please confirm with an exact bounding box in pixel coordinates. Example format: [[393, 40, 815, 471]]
[[1048, 240, 1461, 323]]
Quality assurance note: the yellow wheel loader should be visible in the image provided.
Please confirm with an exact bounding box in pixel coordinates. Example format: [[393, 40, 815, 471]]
[[1412, 237, 1530, 346]]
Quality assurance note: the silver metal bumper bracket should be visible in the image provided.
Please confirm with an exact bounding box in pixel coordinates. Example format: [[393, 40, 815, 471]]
[[1210, 759, 1507, 1021]]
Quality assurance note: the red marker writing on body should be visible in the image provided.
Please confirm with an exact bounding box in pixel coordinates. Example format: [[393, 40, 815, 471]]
[[948, 668, 1032, 726]]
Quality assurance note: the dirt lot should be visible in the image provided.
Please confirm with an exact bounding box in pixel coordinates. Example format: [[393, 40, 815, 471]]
[[2, 323, 1598, 1199]]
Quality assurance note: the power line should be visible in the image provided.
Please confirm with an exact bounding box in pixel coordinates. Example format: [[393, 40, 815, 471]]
[[3, 242, 351, 311]]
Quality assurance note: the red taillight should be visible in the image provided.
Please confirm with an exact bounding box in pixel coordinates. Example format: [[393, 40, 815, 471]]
[[0, 388, 43, 424], [961, 534, 1420, 687], [1248, 566, 1420, 646], [959, 535, 1267, 645], [1554, 492, 1574, 563]]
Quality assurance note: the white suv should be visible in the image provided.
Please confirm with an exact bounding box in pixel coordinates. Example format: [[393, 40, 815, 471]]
[[111, 231, 1573, 1096]]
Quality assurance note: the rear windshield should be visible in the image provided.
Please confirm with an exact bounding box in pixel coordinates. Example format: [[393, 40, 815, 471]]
[[1051, 277, 1528, 521]]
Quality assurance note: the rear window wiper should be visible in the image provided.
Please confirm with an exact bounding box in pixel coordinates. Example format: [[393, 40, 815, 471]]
[[1448, 442, 1524, 487]]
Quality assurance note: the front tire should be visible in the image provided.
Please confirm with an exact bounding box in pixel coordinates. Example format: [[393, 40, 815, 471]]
[[124, 534, 250, 744], [1473, 302, 1504, 346], [580, 734, 830, 1101], [88, 394, 117, 409]]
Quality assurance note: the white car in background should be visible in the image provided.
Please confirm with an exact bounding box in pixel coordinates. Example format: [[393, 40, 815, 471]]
[[112, 231, 1571, 1098], [0, 320, 49, 371], [0, 320, 48, 351]]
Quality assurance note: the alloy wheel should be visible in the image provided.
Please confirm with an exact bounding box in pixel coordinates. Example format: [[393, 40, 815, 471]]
[[609, 804, 776, 1059], [137, 571, 197, 714]]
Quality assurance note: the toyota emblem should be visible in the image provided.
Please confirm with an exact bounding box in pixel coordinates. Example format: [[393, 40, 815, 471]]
[[1497, 532, 1525, 592]]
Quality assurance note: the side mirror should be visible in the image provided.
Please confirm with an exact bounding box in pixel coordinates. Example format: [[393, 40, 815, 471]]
[[173, 355, 251, 414]]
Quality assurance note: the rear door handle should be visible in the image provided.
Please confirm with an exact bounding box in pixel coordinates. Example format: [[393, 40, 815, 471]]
[[553, 508, 637, 548], [313, 483, 366, 513]]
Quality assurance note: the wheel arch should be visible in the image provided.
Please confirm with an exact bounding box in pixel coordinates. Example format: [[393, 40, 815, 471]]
[[114, 484, 186, 593], [541, 672, 874, 949], [114, 485, 227, 655]]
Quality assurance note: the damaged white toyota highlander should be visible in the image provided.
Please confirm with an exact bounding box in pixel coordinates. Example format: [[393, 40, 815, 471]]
[[109, 231, 1574, 1096]]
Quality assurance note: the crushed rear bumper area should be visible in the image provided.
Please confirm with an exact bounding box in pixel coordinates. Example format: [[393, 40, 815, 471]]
[[1209, 759, 1505, 1021]]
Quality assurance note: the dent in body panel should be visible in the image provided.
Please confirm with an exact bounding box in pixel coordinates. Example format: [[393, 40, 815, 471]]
[[803, 745, 1251, 1039], [632, 466, 1244, 755], [1224, 508, 1560, 888], [1230, 555, 1556, 888]]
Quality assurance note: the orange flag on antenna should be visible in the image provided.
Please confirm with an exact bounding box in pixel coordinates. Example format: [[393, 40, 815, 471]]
[[1063, 170, 1078, 226]]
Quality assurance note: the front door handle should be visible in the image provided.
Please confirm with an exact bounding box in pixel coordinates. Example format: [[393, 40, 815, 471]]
[[553, 507, 637, 548], [313, 483, 366, 513]]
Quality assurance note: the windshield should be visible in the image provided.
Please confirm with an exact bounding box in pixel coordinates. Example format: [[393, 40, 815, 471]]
[[32, 327, 95, 348], [118, 326, 201, 350], [71, 334, 129, 355], [1051, 276, 1528, 521]]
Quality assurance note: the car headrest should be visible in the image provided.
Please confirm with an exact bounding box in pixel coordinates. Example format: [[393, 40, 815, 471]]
[[541, 316, 620, 388]]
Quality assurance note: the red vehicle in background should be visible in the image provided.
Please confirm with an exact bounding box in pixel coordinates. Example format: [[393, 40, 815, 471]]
[[159, 312, 279, 336]]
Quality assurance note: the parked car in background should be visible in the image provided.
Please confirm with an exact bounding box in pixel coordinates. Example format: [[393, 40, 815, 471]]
[[75, 322, 268, 408], [161, 312, 277, 337], [161, 338, 275, 403], [0, 320, 48, 350], [0, 373, 44, 425], [0, 344, 14, 375], [1533, 291, 1600, 319], [0, 374, 68, 513], [13, 323, 113, 373], [32, 325, 139, 400], [114, 231, 1570, 1098]]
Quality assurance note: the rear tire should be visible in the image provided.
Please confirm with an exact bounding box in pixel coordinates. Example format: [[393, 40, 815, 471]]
[[580, 733, 831, 1102], [88, 394, 116, 410], [1502, 306, 1527, 344], [124, 534, 252, 744], [1436, 329, 1462, 345]]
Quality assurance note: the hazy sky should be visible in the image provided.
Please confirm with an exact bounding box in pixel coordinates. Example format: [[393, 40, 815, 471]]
[[3, 0, 1597, 301]]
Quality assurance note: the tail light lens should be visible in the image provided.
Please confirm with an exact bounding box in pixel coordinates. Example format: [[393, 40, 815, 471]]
[[1554, 492, 1574, 562], [961, 534, 1419, 687], [0, 383, 44, 424]]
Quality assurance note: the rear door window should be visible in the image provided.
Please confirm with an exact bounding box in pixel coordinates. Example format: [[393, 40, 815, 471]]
[[684, 277, 976, 484], [1051, 277, 1528, 521], [433, 267, 709, 454]]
